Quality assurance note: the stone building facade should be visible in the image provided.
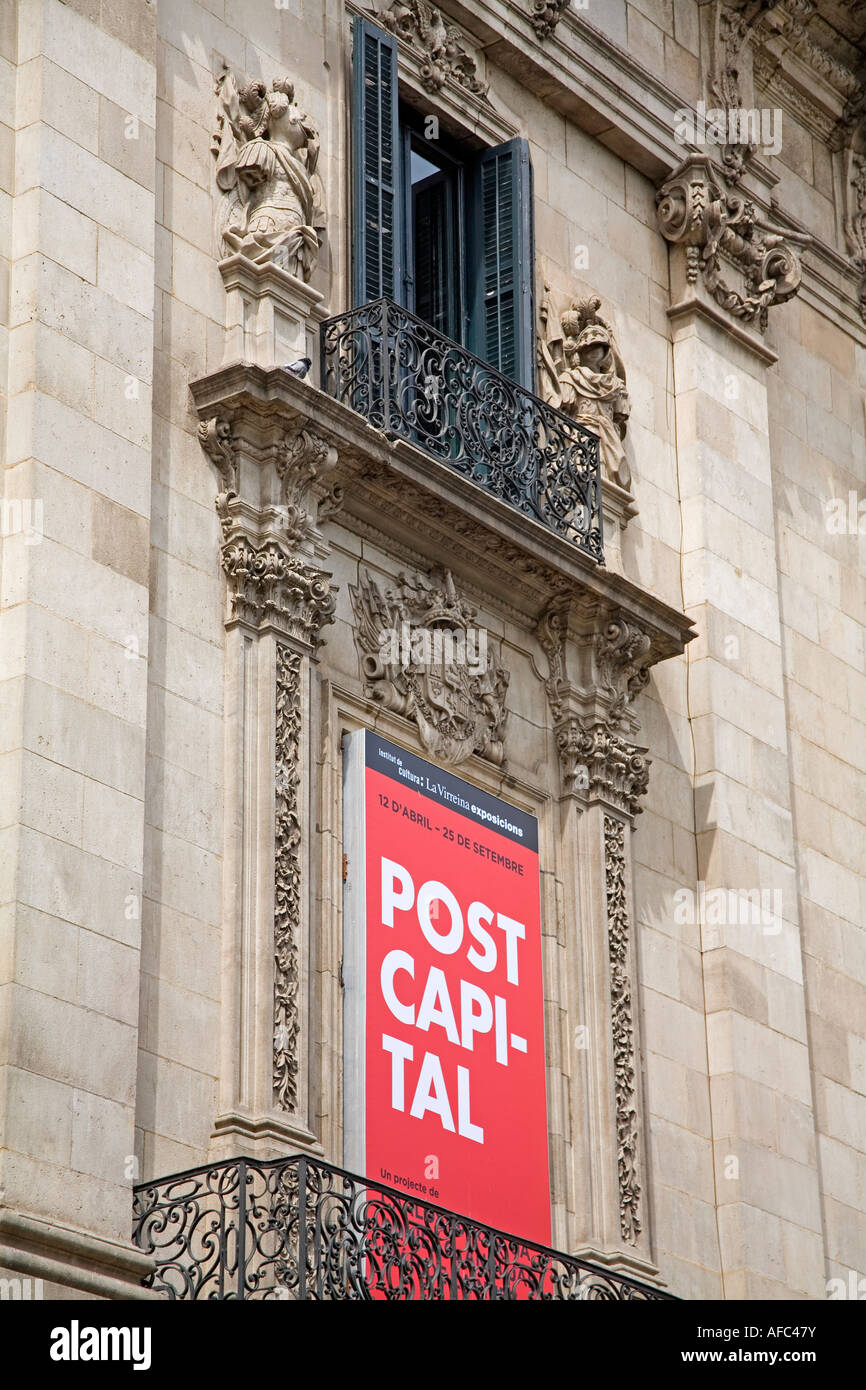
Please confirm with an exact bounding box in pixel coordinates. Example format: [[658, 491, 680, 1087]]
[[0, 0, 864, 1301]]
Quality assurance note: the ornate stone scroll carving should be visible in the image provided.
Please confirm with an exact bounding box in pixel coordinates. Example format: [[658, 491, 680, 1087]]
[[276, 429, 340, 543], [350, 566, 509, 766], [212, 67, 326, 280], [656, 155, 810, 329], [604, 813, 642, 1245], [595, 617, 652, 708], [274, 644, 303, 1112], [537, 601, 652, 816], [199, 417, 337, 647], [529, 0, 570, 40], [198, 415, 237, 496], [538, 291, 632, 492], [373, 0, 488, 96]]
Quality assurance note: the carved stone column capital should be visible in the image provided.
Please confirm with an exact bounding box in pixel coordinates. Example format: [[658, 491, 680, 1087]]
[[220, 532, 336, 647], [559, 717, 651, 817], [656, 155, 810, 330]]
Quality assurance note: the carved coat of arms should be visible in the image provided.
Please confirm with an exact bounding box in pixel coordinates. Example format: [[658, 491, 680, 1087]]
[[350, 568, 509, 766]]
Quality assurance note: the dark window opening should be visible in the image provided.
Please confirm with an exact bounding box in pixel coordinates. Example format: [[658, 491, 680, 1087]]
[[352, 15, 536, 393]]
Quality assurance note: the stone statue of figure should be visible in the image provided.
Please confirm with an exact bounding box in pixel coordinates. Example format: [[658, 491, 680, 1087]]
[[539, 292, 632, 490], [213, 72, 325, 282]]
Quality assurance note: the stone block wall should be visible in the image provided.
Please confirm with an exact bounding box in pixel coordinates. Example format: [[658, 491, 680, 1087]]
[[0, 0, 863, 1300]]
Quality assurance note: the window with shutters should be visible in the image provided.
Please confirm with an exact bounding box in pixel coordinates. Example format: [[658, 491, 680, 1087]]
[[352, 16, 536, 394]]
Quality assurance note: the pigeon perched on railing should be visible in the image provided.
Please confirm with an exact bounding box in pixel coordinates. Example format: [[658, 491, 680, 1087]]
[[282, 357, 312, 380]]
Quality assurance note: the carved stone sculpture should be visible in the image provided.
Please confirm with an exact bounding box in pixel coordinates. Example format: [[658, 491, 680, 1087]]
[[529, 0, 571, 40], [539, 294, 631, 491], [350, 567, 508, 766], [212, 69, 325, 280], [656, 155, 810, 329], [374, 0, 488, 96]]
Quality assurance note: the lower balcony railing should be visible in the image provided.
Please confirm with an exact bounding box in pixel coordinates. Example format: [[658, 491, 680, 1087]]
[[320, 299, 604, 563], [132, 1155, 670, 1300]]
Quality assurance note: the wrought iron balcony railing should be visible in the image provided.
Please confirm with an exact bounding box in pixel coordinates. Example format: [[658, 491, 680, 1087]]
[[320, 299, 604, 562], [132, 1154, 669, 1300]]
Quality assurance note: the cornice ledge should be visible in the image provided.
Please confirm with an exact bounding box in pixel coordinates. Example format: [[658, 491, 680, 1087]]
[[434, 0, 684, 177], [667, 294, 780, 364], [189, 361, 696, 664], [0, 1209, 159, 1298]]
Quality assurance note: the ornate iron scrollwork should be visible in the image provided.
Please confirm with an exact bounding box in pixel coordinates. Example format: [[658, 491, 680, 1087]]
[[133, 1155, 670, 1300], [321, 299, 603, 561]]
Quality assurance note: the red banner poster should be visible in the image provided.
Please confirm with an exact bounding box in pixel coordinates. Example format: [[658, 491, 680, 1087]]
[[343, 730, 550, 1246]]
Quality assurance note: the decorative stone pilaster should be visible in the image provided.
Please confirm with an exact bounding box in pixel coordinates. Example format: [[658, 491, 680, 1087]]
[[199, 415, 337, 1158], [274, 644, 304, 1114], [537, 597, 655, 1277], [838, 101, 866, 323], [663, 220, 826, 1294], [603, 813, 642, 1246], [702, 0, 784, 183]]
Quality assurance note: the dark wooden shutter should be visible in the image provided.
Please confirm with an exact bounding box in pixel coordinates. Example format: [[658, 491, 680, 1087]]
[[352, 16, 403, 306], [469, 139, 535, 392]]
